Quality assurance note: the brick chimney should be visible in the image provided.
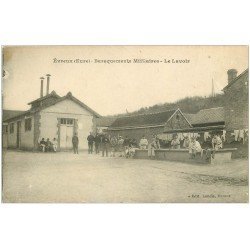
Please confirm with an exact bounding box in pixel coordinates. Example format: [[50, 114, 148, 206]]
[[46, 74, 51, 95], [40, 77, 44, 98], [227, 69, 238, 84]]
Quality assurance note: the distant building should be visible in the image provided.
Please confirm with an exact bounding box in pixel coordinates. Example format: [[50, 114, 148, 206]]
[[107, 106, 228, 146], [108, 109, 192, 142], [108, 68, 248, 143], [2, 75, 100, 150]]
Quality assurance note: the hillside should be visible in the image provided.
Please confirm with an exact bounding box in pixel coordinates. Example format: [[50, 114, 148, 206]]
[[108, 94, 225, 118]]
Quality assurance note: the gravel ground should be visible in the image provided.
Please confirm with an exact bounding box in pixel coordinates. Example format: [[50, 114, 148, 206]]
[[2, 150, 249, 203]]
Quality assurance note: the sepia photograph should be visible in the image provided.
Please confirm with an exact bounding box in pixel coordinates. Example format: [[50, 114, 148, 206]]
[[1, 45, 249, 203]]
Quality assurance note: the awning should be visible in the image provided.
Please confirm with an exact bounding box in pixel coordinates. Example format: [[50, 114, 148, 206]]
[[164, 125, 225, 134]]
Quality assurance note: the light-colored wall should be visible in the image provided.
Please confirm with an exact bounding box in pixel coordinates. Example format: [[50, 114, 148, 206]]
[[40, 99, 95, 150], [21, 117, 35, 149], [7, 116, 35, 149]]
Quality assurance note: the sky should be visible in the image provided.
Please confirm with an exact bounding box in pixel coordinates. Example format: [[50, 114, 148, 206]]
[[2, 46, 248, 116]]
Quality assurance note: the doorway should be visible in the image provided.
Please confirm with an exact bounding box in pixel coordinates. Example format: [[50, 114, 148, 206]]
[[59, 118, 74, 150]]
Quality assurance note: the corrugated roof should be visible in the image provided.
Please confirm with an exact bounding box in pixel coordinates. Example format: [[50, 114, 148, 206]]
[[184, 107, 225, 125], [2, 110, 26, 122], [183, 113, 197, 123], [109, 110, 176, 129]]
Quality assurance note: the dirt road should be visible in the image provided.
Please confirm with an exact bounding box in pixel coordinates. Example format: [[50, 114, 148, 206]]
[[2, 150, 248, 203]]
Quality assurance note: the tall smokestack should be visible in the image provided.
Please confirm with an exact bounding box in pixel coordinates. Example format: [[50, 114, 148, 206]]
[[227, 69, 238, 84], [46, 74, 51, 95], [40, 77, 44, 98]]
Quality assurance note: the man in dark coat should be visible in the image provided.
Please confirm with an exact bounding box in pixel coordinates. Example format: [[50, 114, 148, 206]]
[[87, 132, 95, 154], [100, 133, 110, 157], [95, 133, 101, 154], [123, 136, 130, 157], [45, 138, 52, 152], [39, 138, 46, 152], [72, 133, 79, 154]]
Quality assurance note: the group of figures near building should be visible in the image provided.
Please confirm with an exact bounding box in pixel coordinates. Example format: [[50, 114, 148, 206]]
[[69, 132, 140, 158], [39, 138, 58, 152], [160, 129, 248, 149], [42, 129, 242, 162]]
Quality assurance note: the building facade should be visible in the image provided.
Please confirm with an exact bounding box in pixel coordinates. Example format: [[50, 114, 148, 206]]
[[3, 76, 100, 151]]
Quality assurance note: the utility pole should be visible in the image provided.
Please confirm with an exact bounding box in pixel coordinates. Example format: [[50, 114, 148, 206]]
[[211, 78, 215, 97]]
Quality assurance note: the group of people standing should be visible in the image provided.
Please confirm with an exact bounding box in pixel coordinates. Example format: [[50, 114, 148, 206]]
[[86, 132, 110, 156], [40, 131, 223, 161], [86, 132, 139, 158], [85, 132, 160, 158], [59, 132, 110, 156]]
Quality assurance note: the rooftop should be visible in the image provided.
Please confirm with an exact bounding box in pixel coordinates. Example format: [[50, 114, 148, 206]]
[[109, 110, 176, 129], [2, 110, 26, 122], [3, 91, 101, 122], [184, 107, 225, 126], [28, 91, 61, 105]]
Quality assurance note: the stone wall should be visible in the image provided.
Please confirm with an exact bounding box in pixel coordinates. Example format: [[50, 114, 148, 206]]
[[224, 72, 248, 130]]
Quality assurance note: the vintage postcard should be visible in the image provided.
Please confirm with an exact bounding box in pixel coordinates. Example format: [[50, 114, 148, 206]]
[[1, 45, 249, 203]]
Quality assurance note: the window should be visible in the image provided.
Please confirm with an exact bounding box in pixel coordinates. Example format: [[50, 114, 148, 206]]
[[25, 118, 32, 131], [60, 118, 67, 125], [10, 123, 14, 134], [3, 125, 8, 133], [60, 118, 74, 125], [67, 119, 73, 125]]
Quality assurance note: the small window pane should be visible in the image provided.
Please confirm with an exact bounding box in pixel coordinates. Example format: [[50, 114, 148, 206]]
[[67, 119, 73, 125], [60, 118, 66, 124]]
